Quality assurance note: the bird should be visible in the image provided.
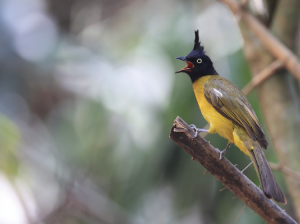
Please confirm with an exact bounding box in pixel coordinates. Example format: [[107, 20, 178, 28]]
[[175, 30, 286, 204]]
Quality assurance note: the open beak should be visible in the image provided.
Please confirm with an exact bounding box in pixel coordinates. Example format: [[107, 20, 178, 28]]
[[175, 57, 194, 73]]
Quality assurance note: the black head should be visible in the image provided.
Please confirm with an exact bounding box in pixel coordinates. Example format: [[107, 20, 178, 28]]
[[175, 30, 218, 83]]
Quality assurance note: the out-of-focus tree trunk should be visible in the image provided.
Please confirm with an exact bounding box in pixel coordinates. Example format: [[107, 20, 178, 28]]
[[242, 0, 300, 221], [264, 0, 278, 26]]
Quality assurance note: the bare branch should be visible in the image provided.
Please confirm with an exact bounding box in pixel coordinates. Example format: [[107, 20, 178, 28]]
[[235, 204, 246, 223], [270, 162, 300, 183], [242, 59, 283, 95], [170, 116, 296, 224], [220, 0, 300, 81]]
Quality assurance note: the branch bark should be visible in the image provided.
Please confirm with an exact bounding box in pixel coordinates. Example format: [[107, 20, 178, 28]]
[[169, 116, 296, 224], [220, 0, 300, 81]]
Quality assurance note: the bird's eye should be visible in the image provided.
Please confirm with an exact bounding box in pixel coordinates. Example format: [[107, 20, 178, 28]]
[[197, 58, 202, 63]]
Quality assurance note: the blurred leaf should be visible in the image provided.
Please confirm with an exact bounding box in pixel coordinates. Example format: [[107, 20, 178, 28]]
[[0, 114, 20, 176]]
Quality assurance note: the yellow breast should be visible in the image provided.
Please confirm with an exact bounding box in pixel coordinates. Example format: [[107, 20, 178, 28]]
[[192, 76, 235, 143]]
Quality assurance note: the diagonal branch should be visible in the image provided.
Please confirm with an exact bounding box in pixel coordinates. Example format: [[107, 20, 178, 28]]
[[220, 0, 300, 81], [242, 59, 283, 95], [270, 162, 300, 183], [169, 116, 296, 224]]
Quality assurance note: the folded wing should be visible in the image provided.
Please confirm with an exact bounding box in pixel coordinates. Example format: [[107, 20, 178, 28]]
[[203, 78, 268, 149]]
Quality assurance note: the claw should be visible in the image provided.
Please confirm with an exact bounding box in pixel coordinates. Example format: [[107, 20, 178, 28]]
[[189, 124, 198, 138], [218, 149, 225, 161], [189, 124, 208, 138]]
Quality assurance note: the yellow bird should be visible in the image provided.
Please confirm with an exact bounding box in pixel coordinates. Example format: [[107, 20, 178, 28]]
[[175, 30, 286, 204]]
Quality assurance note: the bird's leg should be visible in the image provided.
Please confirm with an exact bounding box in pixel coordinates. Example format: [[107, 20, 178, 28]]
[[218, 143, 232, 161], [241, 161, 253, 173], [189, 124, 208, 138]]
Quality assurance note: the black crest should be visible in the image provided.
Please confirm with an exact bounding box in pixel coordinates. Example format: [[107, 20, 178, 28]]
[[175, 30, 218, 82], [193, 30, 205, 54]]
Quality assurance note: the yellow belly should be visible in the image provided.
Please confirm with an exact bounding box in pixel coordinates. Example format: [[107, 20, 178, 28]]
[[192, 75, 252, 156], [193, 76, 235, 143]]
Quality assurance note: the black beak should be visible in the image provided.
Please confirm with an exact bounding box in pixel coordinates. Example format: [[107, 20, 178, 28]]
[[175, 56, 186, 73], [175, 56, 186, 61]]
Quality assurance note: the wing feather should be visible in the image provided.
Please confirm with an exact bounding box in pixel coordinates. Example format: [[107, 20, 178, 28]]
[[203, 77, 268, 149]]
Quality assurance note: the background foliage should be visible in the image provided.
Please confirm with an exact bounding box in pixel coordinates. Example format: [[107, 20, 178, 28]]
[[0, 0, 294, 223]]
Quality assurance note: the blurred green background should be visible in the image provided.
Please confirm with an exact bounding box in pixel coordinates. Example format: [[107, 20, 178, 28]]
[[0, 0, 291, 223]]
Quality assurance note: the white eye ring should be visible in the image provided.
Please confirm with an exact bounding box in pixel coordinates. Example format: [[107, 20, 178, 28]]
[[197, 58, 202, 63]]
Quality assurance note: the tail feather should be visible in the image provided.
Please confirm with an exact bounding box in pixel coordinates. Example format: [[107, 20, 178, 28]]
[[249, 145, 287, 204]]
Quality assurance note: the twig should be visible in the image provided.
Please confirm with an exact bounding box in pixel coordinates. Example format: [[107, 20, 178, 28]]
[[170, 116, 297, 224], [242, 60, 283, 95], [235, 204, 246, 223], [220, 186, 227, 191], [220, 0, 300, 81], [241, 161, 253, 173], [269, 162, 300, 183]]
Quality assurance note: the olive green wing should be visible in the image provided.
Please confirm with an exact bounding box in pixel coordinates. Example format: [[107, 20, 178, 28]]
[[203, 77, 268, 149]]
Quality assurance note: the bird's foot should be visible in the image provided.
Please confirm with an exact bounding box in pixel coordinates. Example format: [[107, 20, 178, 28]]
[[218, 149, 226, 162], [189, 124, 208, 138], [218, 143, 232, 162]]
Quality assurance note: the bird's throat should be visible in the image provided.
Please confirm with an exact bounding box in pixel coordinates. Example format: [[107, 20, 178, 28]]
[[189, 71, 218, 83]]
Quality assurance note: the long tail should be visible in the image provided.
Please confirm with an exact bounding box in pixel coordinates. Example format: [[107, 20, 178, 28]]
[[249, 144, 287, 204]]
